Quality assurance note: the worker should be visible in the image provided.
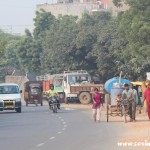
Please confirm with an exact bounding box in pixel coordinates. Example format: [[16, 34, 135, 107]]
[[122, 84, 134, 122]]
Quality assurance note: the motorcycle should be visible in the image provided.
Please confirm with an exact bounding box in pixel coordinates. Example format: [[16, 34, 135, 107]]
[[49, 96, 58, 113]]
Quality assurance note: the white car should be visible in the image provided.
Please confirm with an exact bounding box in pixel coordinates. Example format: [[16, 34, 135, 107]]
[[0, 83, 22, 113]]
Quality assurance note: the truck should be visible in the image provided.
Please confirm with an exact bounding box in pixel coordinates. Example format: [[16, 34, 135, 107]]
[[37, 74, 64, 102], [24, 81, 43, 106], [36, 70, 104, 104], [63, 70, 104, 104], [0, 83, 22, 113]]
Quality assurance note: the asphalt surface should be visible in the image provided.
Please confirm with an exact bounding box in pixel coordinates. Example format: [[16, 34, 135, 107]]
[[0, 103, 132, 150]]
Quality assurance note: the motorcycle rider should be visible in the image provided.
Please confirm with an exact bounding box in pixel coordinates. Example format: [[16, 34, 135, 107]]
[[46, 84, 60, 109]]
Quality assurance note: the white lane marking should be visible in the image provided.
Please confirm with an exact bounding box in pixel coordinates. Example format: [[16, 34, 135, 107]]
[[50, 137, 55, 140], [64, 108, 75, 111], [62, 128, 66, 130], [57, 132, 62, 134], [37, 143, 45, 147]]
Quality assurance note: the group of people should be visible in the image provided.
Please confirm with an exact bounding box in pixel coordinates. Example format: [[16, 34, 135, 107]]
[[92, 82, 150, 123], [46, 82, 150, 123]]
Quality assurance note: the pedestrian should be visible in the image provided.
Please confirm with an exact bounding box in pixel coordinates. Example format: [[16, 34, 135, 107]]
[[130, 83, 138, 121], [92, 88, 102, 123], [122, 84, 134, 122], [143, 81, 150, 120]]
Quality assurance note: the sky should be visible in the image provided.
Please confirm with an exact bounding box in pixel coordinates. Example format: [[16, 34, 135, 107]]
[[0, 0, 56, 35]]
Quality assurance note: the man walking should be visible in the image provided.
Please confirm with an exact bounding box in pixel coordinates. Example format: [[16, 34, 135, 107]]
[[122, 84, 134, 122], [143, 82, 150, 120], [130, 83, 138, 121]]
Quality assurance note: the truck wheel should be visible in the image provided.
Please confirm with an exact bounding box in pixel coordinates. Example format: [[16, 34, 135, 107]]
[[16, 107, 21, 113], [79, 92, 91, 104]]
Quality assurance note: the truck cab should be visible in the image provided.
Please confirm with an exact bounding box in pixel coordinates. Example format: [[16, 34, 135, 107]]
[[63, 70, 94, 103], [0, 83, 22, 113]]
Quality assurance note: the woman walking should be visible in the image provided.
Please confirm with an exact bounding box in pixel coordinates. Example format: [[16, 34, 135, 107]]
[[143, 82, 150, 120], [92, 88, 102, 122]]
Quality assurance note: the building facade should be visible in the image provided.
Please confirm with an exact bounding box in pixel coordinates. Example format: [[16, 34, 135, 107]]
[[36, 0, 128, 17]]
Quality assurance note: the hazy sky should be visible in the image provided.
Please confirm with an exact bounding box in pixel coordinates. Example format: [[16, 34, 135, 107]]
[[0, 0, 56, 35]]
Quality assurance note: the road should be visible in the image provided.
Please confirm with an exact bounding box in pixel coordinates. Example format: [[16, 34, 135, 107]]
[[0, 103, 149, 150]]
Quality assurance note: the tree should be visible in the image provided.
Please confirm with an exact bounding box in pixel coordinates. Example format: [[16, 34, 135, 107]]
[[114, 0, 150, 80], [33, 10, 57, 39], [40, 15, 79, 74], [17, 29, 42, 74]]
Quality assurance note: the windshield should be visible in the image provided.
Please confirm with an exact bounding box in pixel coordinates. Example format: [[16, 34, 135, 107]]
[[0, 85, 19, 94], [54, 79, 63, 87], [68, 74, 91, 84], [31, 87, 41, 94]]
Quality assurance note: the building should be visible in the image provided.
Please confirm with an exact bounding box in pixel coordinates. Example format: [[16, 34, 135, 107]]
[[36, 0, 128, 17]]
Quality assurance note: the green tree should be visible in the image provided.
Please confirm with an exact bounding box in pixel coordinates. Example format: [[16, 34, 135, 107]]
[[17, 29, 42, 74], [33, 10, 57, 39], [114, 0, 150, 80]]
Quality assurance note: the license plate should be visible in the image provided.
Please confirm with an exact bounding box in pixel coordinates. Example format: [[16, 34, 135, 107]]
[[4, 101, 12, 103], [5, 106, 14, 109]]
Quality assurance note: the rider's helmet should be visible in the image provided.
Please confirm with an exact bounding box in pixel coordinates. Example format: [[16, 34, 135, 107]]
[[50, 84, 54, 90]]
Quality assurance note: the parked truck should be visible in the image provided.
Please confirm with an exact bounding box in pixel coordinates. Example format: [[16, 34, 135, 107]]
[[24, 81, 43, 106], [63, 70, 104, 104], [37, 70, 104, 104]]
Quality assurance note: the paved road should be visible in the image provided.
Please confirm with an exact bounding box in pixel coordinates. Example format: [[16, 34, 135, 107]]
[[0, 104, 131, 150]]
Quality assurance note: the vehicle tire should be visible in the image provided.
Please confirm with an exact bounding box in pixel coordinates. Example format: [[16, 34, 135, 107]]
[[41, 100, 43, 106], [54, 104, 57, 113], [106, 104, 109, 122], [122, 105, 127, 123], [35, 100, 38, 106], [64, 97, 68, 104], [16, 107, 21, 113], [79, 92, 91, 104], [59, 93, 65, 103], [105, 94, 110, 122], [26, 101, 28, 107]]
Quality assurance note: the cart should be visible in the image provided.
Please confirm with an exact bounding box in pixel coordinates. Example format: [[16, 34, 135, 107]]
[[105, 94, 129, 123]]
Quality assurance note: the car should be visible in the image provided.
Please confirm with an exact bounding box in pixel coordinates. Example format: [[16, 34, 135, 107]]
[[0, 83, 22, 113]]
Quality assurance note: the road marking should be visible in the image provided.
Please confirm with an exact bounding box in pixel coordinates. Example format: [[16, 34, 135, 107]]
[[63, 122, 66, 124], [62, 128, 66, 130], [37, 143, 45, 147], [64, 108, 75, 111], [50, 137, 55, 140], [57, 132, 62, 134]]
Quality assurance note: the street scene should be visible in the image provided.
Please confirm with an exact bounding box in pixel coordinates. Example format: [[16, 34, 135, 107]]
[[0, 0, 150, 150]]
